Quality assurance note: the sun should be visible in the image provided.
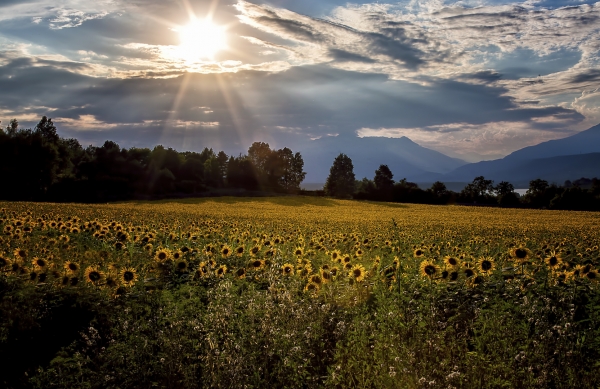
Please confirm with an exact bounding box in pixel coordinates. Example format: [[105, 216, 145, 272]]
[[177, 18, 226, 61]]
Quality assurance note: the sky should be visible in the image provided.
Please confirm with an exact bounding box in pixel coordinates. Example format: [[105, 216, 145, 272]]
[[0, 0, 599, 163]]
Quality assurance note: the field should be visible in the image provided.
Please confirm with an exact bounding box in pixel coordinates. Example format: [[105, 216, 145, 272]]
[[1, 197, 600, 388]]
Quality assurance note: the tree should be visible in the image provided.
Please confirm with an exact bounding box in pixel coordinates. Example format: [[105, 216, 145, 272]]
[[494, 181, 519, 206], [461, 176, 494, 202], [35, 116, 59, 143], [324, 153, 355, 198], [428, 181, 448, 197], [494, 181, 514, 197], [374, 165, 394, 190]]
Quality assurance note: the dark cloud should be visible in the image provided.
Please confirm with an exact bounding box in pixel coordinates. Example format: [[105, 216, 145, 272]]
[[328, 49, 375, 63], [570, 69, 600, 84]]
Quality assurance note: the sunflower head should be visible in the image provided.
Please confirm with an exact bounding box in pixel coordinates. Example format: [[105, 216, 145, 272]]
[[282, 263, 294, 276], [419, 260, 439, 278], [64, 261, 80, 274], [443, 256, 460, 269], [221, 245, 232, 258], [351, 264, 366, 282], [119, 267, 138, 287], [477, 257, 495, 275], [85, 266, 105, 285], [154, 248, 171, 263], [215, 265, 227, 278]]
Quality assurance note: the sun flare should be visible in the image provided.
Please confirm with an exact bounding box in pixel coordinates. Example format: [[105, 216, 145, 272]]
[[177, 19, 226, 61]]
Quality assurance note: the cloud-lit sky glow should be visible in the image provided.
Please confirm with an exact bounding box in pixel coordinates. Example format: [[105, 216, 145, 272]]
[[1, 0, 599, 165]]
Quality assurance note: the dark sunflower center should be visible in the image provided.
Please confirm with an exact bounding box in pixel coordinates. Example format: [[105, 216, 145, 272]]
[[223, 249, 229, 255], [158, 252, 167, 260], [481, 261, 492, 271], [450, 271, 459, 281], [36, 259, 46, 267], [549, 257, 558, 266], [30, 271, 37, 280], [237, 269, 245, 277], [515, 249, 527, 259], [123, 271, 134, 281], [464, 269, 474, 277], [0, 258, 7, 266], [68, 263, 78, 271], [89, 271, 101, 281], [237, 247, 244, 254], [416, 250, 423, 256], [322, 271, 331, 279], [587, 271, 597, 280], [353, 269, 362, 277], [424, 265, 436, 275], [177, 261, 186, 269], [448, 258, 457, 266], [284, 267, 292, 273]]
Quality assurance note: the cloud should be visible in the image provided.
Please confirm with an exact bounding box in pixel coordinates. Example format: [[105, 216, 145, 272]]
[[0, 0, 599, 163]]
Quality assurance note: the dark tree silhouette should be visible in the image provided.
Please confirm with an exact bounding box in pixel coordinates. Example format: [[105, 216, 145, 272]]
[[324, 153, 356, 198]]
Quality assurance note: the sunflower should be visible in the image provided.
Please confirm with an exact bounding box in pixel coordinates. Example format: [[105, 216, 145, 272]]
[[330, 266, 339, 277], [221, 245, 232, 258], [304, 282, 320, 293], [13, 248, 27, 260], [64, 261, 80, 274], [310, 273, 323, 285], [344, 262, 353, 271], [0, 256, 11, 271], [355, 248, 363, 258], [449, 271, 460, 281], [321, 269, 332, 283], [84, 266, 105, 285], [351, 264, 366, 282], [175, 259, 189, 273], [585, 269, 598, 282], [477, 257, 495, 275], [393, 256, 400, 269], [510, 247, 531, 262], [235, 246, 245, 257], [413, 248, 425, 258], [443, 256, 460, 269], [250, 245, 261, 257], [236, 267, 246, 279], [294, 247, 304, 257], [154, 248, 171, 263], [545, 252, 563, 270], [249, 259, 265, 271], [172, 250, 184, 261], [282, 263, 294, 276], [119, 267, 138, 287], [419, 260, 439, 278], [330, 250, 341, 262], [215, 265, 227, 278], [195, 262, 209, 279], [343, 255, 352, 264], [32, 257, 48, 271], [462, 266, 476, 279]]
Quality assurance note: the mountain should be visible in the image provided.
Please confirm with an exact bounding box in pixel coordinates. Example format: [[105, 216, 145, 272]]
[[419, 123, 600, 185], [300, 135, 467, 183], [505, 123, 600, 161]]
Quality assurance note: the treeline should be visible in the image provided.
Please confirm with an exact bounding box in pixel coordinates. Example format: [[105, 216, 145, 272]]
[[0, 117, 306, 202], [324, 154, 600, 211]]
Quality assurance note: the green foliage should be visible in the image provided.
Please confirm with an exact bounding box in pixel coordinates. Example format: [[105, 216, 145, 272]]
[[325, 153, 356, 198]]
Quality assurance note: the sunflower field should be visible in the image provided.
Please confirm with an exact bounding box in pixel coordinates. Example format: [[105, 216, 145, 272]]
[[1, 197, 599, 388]]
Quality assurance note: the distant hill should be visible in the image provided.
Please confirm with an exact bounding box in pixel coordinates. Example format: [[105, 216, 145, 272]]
[[415, 123, 600, 185], [300, 135, 467, 182]]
